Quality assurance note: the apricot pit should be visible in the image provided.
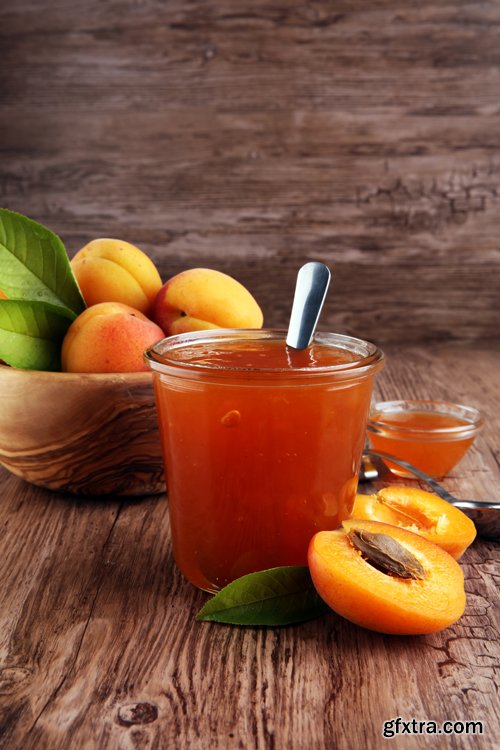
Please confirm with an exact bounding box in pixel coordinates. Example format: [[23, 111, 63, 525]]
[[347, 528, 426, 580]]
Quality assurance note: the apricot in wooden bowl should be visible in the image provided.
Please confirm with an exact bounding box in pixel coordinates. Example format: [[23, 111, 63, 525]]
[[0, 364, 164, 496]]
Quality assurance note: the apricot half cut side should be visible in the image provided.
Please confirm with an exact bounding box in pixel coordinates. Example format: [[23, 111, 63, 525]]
[[308, 519, 466, 635], [351, 486, 476, 560]]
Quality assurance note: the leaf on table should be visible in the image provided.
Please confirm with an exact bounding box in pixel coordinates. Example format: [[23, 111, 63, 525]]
[[0, 209, 85, 316], [0, 299, 75, 371], [196, 566, 329, 626]]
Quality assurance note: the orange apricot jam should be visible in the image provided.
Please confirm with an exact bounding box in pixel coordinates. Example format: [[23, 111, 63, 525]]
[[146, 330, 384, 592], [368, 401, 483, 479]]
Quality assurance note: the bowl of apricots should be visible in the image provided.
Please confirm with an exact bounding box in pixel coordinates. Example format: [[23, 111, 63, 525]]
[[0, 210, 263, 495]]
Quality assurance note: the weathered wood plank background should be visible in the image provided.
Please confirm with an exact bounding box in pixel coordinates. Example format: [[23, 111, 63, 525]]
[[1, 1, 499, 343], [1, 4, 499, 749]]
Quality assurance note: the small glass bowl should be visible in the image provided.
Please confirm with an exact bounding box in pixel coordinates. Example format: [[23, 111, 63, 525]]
[[367, 399, 483, 478]]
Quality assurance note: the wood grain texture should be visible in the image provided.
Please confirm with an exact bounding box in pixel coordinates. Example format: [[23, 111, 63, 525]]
[[0, 367, 164, 496], [0, 343, 498, 750], [1, 1, 500, 343], [1, 6, 499, 747]]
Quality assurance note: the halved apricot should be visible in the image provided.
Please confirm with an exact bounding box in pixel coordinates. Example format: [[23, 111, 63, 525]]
[[351, 486, 476, 560], [308, 519, 466, 635]]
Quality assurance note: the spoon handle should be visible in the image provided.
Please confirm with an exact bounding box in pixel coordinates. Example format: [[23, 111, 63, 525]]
[[286, 262, 331, 349], [363, 449, 458, 504], [362, 449, 500, 538]]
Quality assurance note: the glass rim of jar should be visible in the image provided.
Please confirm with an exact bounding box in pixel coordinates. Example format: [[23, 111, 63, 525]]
[[368, 399, 483, 440], [144, 328, 384, 380]]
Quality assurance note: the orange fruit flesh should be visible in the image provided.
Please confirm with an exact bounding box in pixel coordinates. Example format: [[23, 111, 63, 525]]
[[308, 519, 466, 635], [351, 486, 476, 560]]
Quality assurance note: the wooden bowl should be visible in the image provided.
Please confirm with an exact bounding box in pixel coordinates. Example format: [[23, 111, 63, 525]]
[[0, 365, 165, 496]]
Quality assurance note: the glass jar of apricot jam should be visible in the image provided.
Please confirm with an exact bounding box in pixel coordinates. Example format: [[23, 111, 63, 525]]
[[146, 329, 384, 592]]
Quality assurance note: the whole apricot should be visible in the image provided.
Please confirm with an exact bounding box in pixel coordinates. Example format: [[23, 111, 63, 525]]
[[152, 268, 263, 335], [71, 238, 163, 315], [61, 302, 164, 373]]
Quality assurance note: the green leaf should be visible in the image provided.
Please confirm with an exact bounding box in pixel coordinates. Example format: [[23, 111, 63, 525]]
[[196, 566, 329, 626], [0, 299, 75, 371], [0, 209, 85, 316]]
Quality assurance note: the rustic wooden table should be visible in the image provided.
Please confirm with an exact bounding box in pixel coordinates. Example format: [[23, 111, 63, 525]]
[[2, 1, 500, 746], [0, 341, 498, 750]]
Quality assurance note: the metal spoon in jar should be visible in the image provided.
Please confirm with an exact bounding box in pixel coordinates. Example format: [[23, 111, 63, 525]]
[[286, 262, 331, 349], [360, 449, 500, 539]]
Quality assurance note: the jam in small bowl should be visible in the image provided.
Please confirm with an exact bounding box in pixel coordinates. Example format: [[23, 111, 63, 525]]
[[367, 399, 483, 478]]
